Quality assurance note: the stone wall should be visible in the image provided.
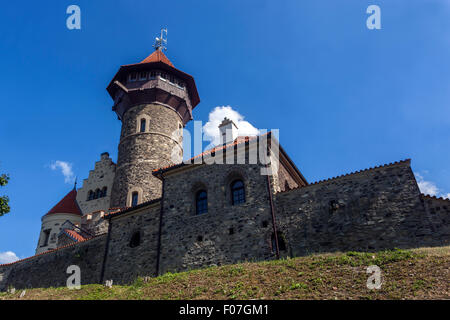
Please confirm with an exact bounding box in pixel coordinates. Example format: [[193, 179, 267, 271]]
[[274, 160, 437, 256], [0, 235, 106, 291], [102, 202, 161, 284], [158, 158, 277, 275], [3, 158, 449, 290], [421, 195, 450, 246]]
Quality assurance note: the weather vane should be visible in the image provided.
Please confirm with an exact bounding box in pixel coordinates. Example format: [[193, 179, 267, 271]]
[[153, 28, 167, 51]]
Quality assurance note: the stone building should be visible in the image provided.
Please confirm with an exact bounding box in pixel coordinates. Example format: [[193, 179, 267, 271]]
[[1, 45, 449, 290]]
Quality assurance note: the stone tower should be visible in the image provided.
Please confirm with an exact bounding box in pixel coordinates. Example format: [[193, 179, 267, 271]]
[[107, 48, 200, 207]]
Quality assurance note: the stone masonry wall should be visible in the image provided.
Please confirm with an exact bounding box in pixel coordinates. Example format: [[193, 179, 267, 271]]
[[111, 103, 183, 207], [0, 235, 107, 291], [158, 157, 277, 275], [421, 195, 450, 246], [274, 160, 438, 256], [102, 203, 161, 284]]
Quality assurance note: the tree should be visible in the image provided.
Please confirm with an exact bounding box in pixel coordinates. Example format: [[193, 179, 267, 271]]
[[0, 173, 10, 216]]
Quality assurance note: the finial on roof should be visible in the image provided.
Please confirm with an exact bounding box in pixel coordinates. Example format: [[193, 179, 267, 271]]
[[153, 28, 167, 51], [73, 177, 77, 190]]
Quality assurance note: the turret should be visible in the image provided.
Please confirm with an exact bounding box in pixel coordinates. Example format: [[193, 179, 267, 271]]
[[36, 188, 82, 254], [107, 39, 200, 207]]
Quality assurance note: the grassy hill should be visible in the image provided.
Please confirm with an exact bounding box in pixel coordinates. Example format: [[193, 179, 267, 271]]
[[1, 246, 448, 300]]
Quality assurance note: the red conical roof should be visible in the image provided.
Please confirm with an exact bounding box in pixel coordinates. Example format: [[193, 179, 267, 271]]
[[140, 49, 174, 67], [46, 189, 82, 216]]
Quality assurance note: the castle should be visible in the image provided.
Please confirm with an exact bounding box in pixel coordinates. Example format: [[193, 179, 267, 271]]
[[0, 45, 449, 290]]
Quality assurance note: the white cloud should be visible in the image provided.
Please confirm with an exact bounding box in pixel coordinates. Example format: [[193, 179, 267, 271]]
[[203, 106, 260, 146], [50, 161, 75, 184], [415, 173, 439, 196], [0, 251, 19, 264], [414, 172, 449, 198]]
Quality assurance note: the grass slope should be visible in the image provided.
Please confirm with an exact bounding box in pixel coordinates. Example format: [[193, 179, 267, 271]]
[[1, 246, 449, 300]]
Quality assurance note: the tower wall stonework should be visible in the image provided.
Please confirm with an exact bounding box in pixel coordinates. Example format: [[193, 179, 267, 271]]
[[110, 103, 183, 207]]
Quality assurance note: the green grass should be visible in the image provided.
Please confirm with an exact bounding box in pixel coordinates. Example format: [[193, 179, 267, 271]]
[[1, 246, 448, 300]]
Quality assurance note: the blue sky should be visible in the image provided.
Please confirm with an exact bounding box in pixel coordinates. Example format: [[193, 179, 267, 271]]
[[0, 0, 449, 261]]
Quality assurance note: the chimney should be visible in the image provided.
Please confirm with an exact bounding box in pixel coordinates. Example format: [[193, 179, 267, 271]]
[[218, 117, 238, 145]]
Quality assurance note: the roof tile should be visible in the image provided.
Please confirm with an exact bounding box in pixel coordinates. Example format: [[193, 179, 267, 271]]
[[46, 189, 82, 216]]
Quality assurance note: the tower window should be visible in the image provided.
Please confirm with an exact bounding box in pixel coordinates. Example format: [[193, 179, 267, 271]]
[[94, 189, 101, 199], [41, 230, 51, 247], [129, 231, 141, 248], [131, 192, 139, 207], [101, 187, 107, 198], [139, 71, 147, 80], [231, 180, 245, 205], [87, 190, 94, 201], [196, 190, 208, 215], [140, 118, 146, 133]]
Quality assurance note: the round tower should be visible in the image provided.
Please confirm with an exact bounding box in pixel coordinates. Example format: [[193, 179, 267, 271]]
[[36, 188, 82, 254], [107, 46, 200, 207]]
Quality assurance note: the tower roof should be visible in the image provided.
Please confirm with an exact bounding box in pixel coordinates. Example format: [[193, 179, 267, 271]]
[[106, 49, 200, 110], [139, 49, 174, 67], [45, 189, 82, 216]]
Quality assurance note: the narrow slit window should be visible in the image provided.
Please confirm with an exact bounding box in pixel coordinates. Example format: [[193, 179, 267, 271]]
[[196, 190, 208, 215], [140, 119, 146, 133], [131, 192, 139, 207]]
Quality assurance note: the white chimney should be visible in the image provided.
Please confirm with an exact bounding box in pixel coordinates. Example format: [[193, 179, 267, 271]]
[[218, 117, 238, 145]]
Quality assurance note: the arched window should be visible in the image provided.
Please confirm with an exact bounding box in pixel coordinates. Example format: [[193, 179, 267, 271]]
[[196, 190, 208, 215], [129, 231, 141, 248], [87, 190, 94, 201], [140, 118, 146, 133], [101, 187, 107, 198], [94, 189, 101, 199], [131, 192, 139, 207], [231, 180, 245, 205]]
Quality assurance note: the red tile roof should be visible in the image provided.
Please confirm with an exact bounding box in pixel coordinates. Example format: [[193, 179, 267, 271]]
[[63, 229, 86, 242], [45, 189, 82, 216], [140, 49, 174, 67]]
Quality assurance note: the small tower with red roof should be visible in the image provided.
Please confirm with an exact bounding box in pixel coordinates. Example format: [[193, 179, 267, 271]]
[[107, 31, 200, 207], [35, 188, 82, 254]]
